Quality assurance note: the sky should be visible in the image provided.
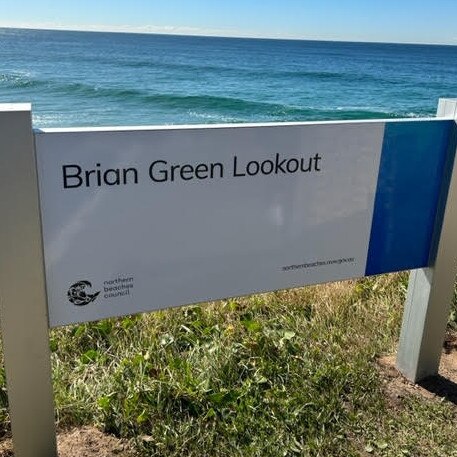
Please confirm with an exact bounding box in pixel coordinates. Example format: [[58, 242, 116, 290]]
[[1, 0, 457, 45]]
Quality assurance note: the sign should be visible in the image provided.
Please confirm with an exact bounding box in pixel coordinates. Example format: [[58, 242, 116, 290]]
[[34, 119, 453, 327], [2, 102, 457, 457]]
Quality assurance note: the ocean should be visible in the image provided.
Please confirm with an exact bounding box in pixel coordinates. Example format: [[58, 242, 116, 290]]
[[1, 27, 457, 128]]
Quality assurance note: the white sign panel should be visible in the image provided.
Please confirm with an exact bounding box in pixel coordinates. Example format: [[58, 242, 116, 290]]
[[35, 122, 384, 327]]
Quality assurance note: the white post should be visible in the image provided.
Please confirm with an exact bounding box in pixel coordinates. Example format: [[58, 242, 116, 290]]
[[396, 98, 457, 382], [0, 105, 57, 456]]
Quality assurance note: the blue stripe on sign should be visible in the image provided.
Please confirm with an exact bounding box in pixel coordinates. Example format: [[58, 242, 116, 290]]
[[365, 120, 455, 276]]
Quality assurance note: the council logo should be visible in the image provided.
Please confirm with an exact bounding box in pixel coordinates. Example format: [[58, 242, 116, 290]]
[[67, 280, 100, 306]]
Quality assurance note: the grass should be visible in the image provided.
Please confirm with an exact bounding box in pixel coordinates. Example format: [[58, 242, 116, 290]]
[[2, 272, 457, 456]]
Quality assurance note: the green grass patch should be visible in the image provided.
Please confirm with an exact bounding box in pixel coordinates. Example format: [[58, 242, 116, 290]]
[[2, 273, 457, 455]]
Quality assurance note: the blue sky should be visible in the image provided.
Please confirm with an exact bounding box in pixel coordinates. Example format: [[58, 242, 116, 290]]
[[1, 0, 457, 44]]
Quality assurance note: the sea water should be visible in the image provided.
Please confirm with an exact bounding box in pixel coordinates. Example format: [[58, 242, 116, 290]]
[[1, 28, 457, 128]]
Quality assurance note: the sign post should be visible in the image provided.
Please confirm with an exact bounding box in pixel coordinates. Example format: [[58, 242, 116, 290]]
[[396, 98, 457, 382], [0, 105, 57, 457]]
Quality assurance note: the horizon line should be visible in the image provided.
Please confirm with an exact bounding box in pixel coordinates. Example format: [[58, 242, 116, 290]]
[[0, 24, 456, 47]]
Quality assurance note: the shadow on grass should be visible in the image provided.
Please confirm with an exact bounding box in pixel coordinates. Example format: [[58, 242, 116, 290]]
[[418, 375, 457, 405]]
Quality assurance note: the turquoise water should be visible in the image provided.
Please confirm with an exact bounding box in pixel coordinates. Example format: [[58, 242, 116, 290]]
[[1, 28, 457, 128]]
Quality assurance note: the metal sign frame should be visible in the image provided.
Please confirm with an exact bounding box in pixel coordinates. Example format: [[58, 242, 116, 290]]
[[0, 99, 457, 456]]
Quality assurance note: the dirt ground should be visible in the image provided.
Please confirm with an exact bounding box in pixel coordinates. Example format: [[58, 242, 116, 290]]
[[0, 426, 133, 457], [378, 332, 457, 407]]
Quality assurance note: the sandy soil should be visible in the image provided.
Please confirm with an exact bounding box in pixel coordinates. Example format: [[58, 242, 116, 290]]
[[0, 426, 133, 457], [378, 331, 457, 407]]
